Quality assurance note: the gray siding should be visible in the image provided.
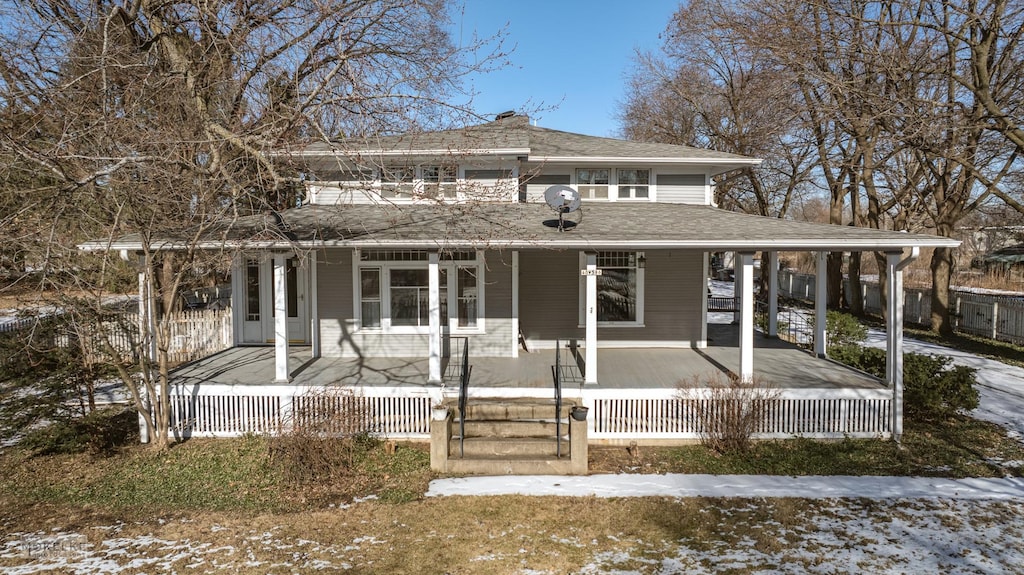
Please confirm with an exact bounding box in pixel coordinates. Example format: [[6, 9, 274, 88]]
[[656, 174, 707, 204], [518, 249, 704, 346]]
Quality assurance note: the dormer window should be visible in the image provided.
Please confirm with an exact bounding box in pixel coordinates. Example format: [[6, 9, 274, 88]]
[[422, 165, 457, 199], [381, 166, 414, 198], [617, 169, 650, 199], [576, 168, 609, 199]]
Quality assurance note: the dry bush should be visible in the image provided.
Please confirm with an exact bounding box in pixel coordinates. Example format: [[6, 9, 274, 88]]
[[268, 387, 376, 483], [677, 372, 779, 454]]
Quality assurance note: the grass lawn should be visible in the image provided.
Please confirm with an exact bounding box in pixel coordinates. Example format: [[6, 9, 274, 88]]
[[2, 413, 1022, 523], [2, 413, 1024, 573]]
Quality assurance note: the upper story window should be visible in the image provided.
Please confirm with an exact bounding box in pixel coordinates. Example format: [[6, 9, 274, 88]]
[[617, 169, 650, 199], [576, 168, 609, 199], [422, 165, 457, 199], [381, 166, 414, 199]]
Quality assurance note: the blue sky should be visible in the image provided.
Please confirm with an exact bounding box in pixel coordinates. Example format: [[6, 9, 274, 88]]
[[449, 1, 680, 137]]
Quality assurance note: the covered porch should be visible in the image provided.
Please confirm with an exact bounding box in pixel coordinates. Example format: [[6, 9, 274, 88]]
[[165, 324, 893, 441]]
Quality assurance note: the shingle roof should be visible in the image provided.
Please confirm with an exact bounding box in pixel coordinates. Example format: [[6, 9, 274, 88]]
[[84, 203, 958, 252], [295, 115, 758, 166]]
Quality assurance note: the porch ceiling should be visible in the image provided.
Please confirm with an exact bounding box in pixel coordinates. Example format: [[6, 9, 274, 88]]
[[84, 203, 958, 253]]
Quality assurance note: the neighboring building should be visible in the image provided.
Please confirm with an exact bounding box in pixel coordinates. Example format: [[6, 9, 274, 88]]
[[84, 114, 958, 474]]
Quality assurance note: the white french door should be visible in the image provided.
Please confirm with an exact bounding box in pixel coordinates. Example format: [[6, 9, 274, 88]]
[[240, 257, 309, 344]]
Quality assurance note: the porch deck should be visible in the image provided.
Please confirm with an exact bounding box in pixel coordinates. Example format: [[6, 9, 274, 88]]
[[169, 325, 883, 392]]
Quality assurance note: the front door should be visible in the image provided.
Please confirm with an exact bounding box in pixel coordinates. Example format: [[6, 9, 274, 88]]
[[240, 257, 309, 344]]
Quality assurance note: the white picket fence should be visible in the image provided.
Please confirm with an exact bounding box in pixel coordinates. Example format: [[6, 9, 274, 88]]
[[161, 383, 892, 440], [778, 269, 1024, 345]]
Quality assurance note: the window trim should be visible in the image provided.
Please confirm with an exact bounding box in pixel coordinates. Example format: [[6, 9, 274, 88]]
[[353, 249, 486, 334], [616, 168, 650, 200], [578, 251, 645, 327]]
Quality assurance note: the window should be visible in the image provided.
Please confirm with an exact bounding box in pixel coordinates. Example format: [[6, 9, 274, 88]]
[[456, 267, 478, 327], [576, 168, 609, 199], [381, 166, 414, 199], [580, 251, 644, 325], [245, 260, 260, 321], [269, 258, 299, 318], [422, 165, 457, 198], [389, 269, 430, 326], [360, 268, 382, 328], [617, 169, 650, 199], [356, 251, 483, 331]]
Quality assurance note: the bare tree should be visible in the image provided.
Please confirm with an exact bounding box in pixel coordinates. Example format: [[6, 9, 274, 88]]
[[0, 0, 509, 447]]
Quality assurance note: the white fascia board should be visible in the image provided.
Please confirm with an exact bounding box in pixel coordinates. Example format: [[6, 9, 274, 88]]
[[81, 234, 959, 254], [333, 237, 959, 251], [294, 148, 531, 158], [530, 156, 763, 166]]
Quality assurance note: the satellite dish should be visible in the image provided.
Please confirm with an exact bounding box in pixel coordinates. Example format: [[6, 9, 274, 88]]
[[543, 185, 582, 232], [544, 185, 582, 213]]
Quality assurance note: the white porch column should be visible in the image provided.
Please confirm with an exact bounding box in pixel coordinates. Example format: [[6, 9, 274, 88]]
[[814, 250, 828, 357], [886, 248, 917, 442], [428, 251, 442, 383], [584, 251, 598, 385], [767, 251, 779, 338], [733, 251, 742, 324], [272, 253, 290, 383], [738, 251, 755, 382], [309, 251, 320, 359], [511, 250, 520, 358]]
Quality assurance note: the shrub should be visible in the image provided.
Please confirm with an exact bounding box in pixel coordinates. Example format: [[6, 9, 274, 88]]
[[268, 387, 377, 482], [826, 311, 868, 350], [828, 346, 979, 419], [903, 354, 979, 419], [19, 406, 137, 455], [677, 372, 779, 454]]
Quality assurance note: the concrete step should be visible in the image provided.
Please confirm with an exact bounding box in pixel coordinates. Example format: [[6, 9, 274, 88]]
[[445, 455, 576, 476], [454, 398, 576, 421], [451, 436, 569, 457], [459, 419, 562, 438]]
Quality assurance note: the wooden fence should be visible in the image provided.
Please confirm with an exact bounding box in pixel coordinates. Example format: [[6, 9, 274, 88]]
[[5, 307, 233, 366], [778, 269, 1024, 345]]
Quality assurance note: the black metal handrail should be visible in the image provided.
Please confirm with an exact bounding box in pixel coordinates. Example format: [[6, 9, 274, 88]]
[[554, 339, 563, 458], [457, 337, 471, 457]]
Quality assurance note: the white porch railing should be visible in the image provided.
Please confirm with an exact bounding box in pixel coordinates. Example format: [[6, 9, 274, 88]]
[[85, 307, 233, 365], [160, 383, 891, 441], [165, 384, 435, 439], [584, 388, 892, 440]]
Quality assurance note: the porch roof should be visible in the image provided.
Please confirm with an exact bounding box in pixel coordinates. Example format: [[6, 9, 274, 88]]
[[84, 202, 958, 253]]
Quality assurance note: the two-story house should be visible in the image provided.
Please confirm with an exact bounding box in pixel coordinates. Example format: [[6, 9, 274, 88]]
[[90, 113, 958, 474]]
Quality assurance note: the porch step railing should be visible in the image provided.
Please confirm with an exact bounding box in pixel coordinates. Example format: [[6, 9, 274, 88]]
[[456, 337, 471, 457], [553, 340, 563, 457]]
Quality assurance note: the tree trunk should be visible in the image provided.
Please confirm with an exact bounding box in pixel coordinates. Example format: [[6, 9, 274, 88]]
[[827, 252, 844, 309], [849, 251, 863, 316], [874, 251, 889, 324], [930, 245, 955, 335]]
